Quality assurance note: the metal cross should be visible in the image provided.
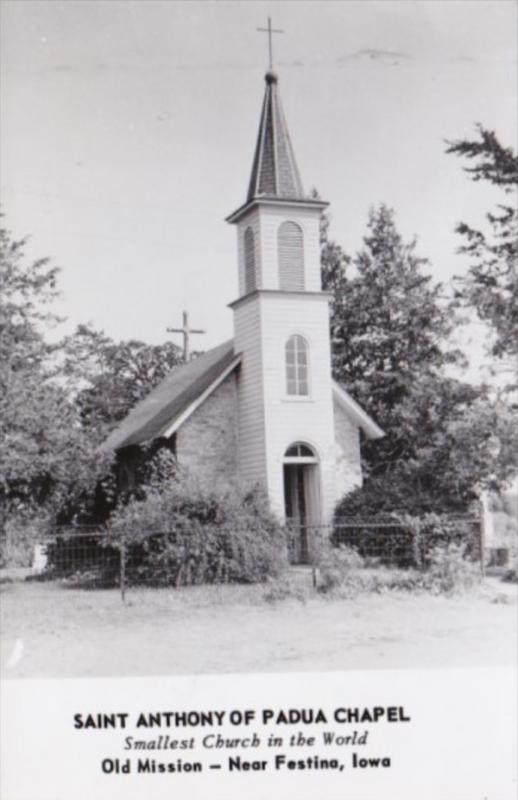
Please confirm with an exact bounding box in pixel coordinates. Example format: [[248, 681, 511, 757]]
[[167, 311, 205, 361], [257, 17, 284, 71]]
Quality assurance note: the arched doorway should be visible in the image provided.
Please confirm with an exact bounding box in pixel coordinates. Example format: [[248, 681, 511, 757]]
[[283, 443, 321, 565]]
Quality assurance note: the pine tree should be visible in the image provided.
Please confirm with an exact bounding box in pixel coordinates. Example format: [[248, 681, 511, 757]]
[[447, 126, 518, 361], [321, 205, 518, 513]]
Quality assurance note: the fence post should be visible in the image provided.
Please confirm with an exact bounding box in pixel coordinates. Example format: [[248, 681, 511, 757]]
[[412, 520, 423, 570], [479, 504, 486, 577], [120, 536, 127, 603]]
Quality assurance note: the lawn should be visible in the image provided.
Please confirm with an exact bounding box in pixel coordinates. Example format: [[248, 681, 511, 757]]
[[1, 576, 516, 679]]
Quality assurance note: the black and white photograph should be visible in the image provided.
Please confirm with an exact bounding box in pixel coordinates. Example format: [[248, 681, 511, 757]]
[[1, 1, 517, 797]]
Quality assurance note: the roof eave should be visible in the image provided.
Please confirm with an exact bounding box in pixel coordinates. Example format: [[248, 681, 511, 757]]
[[332, 382, 385, 440]]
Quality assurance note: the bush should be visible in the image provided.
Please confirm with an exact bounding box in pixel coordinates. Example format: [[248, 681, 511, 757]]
[[335, 476, 475, 517], [316, 543, 366, 597], [332, 511, 481, 569], [106, 482, 287, 586], [417, 513, 481, 563], [420, 543, 481, 595], [262, 575, 312, 604], [0, 510, 48, 568], [315, 539, 481, 597]]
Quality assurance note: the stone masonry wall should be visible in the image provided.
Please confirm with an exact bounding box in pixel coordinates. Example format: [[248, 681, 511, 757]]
[[333, 397, 363, 509], [175, 372, 239, 489]]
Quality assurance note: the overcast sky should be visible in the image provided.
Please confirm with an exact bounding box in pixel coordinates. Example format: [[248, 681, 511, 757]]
[[1, 0, 516, 373]]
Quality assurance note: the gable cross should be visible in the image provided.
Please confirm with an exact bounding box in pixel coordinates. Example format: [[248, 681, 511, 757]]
[[167, 311, 205, 361], [257, 16, 284, 71]]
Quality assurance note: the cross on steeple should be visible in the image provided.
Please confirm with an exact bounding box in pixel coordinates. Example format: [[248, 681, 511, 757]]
[[167, 311, 205, 361], [257, 16, 284, 71]]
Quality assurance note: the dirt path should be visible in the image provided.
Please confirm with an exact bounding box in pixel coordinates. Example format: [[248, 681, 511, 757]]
[[1, 579, 516, 678]]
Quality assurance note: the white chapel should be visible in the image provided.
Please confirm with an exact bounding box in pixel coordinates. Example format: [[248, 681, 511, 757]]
[[103, 69, 383, 560]]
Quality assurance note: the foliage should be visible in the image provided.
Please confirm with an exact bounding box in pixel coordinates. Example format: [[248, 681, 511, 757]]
[[0, 223, 113, 529], [420, 543, 481, 595], [336, 382, 518, 516], [262, 574, 312, 604], [0, 509, 44, 568], [315, 536, 480, 596], [0, 220, 183, 532], [333, 511, 482, 569], [106, 482, 287, 586], [446, 125, 518, 360], [0, 222, 60, 378], [321, 205, 518, 512], [62, 323, 183, 439], [327, 204, 458, 390], [316, 543, 365, 596]]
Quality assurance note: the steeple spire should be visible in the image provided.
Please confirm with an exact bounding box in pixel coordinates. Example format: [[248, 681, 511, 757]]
[[246, 71, 305, 202]]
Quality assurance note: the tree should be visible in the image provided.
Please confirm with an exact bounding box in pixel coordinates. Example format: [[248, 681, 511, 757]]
[[62, 324, 184, 439], [0, 223, 112, 539], [324, 205, 460, 470], [0, 223, 60, 381], [446, 126, 518, 360], [321, 205, 518, 513]]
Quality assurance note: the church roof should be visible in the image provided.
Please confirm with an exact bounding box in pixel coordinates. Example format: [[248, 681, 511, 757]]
[[247, 71, 305, 202], [101, 340, 240, 452], [101, 337, 383, 453]]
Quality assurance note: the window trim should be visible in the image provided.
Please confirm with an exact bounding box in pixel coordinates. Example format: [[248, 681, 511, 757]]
[[285, 334, 310, 398], [283, 441, 319, 464]]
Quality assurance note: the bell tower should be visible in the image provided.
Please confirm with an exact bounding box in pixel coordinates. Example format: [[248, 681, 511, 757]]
[[226, 70, 337, 529]]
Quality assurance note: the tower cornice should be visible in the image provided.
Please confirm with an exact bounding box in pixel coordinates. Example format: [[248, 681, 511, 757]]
[[228, 288, 333, 310], [226, 196, 328, 225]]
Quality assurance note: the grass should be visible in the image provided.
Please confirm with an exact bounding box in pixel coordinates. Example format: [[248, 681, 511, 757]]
[[1, 575, 516, 679]]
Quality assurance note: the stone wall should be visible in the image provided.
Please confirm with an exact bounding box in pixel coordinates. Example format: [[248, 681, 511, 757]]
[[333, 397, 363, 508], [175, 372, 239, 489]]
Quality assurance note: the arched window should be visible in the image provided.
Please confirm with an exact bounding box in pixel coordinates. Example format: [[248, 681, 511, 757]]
[[284, 443, 317, 460], [244, 227, 256, 294], [278, 221, 304, 290], [285, 335, 309, 396]]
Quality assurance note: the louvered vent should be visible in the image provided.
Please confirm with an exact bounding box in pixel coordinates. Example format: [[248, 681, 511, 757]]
[[244, 227, 256, 293], [278, 221, 304, 290]]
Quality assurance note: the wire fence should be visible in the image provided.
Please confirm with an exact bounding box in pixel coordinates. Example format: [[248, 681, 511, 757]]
[[15, 513, 485, 602]]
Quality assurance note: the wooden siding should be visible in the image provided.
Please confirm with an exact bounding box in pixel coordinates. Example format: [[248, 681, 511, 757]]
[[233, 298, 267, 487], [258, 293, 337, 521], [278, 221, 305, 291], [244, 227, 256, 293], [234, 203, 321, 295], [236, 208, 261, 296]]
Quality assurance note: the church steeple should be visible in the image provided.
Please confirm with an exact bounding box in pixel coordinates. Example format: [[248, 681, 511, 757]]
[[227, 69, 328, 298], [247, 71, 304, 202]]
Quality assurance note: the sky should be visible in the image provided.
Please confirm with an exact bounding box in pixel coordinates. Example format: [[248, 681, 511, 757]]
[[1, 0, 516, 375]]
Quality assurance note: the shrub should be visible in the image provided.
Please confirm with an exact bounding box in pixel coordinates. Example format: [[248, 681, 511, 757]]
[[332, 511, 481, 569], [262, 575, 312, 604], [0, 510, 48, 568], [417, 513, 480, 563], [335, 476, 474, 517], [316, 543, 366, 597], [106, 482, 287, 586], [420, 543, 481, 595]]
